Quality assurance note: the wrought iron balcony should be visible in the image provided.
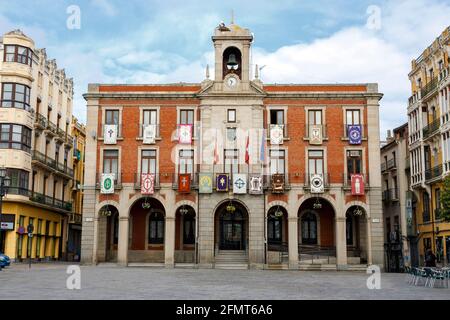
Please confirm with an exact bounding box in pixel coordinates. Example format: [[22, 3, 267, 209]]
[[29, 191, 72, 212], [425, 164, 443, 181], [387, 158, 396, 170], [420, 77, 439, 98], [304, 124, 328, 140], [34, 113, 47, 129], [381, 162, 387, 172], [422, 118, 441, 139]]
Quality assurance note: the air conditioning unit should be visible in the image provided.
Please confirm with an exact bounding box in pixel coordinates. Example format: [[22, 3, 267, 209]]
[[310, 174, 324, 193]]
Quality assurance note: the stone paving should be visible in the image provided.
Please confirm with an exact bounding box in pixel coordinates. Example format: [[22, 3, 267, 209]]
[[0, 263, 449, 300]]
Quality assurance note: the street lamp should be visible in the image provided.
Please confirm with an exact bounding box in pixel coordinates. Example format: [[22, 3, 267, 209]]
[[0, 167, 11, 255]]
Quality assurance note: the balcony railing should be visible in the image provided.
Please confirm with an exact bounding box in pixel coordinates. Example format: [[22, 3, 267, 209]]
[[134, 173, 161, 190], [34, 113, 47, 129], [387, 158, 396, 170], [267, 124, 289, 141], [99, 123, 123, 139], [343, 124, 366, 139], [381, 162, 387, 172], [32, 150, 74, 177], [96, 173, 123, 189], [45, 120, 57, 135], [138, 124, 161, 140], [342, 173, 368, 188], [304, 124, 328, 140], [439, 66, 449, 82], [30, 192, 72, 212], [389, 188, 399, 201], [68, 213, 82, 224], [303, 173, 331, 189], [408, 92, 421, 107], [425, 164, 443, 181], [422, 118, 441, 139], [420, 77, 439, 98], [175, 124, 200, 140]]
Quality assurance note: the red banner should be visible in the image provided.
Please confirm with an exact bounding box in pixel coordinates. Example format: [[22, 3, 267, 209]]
[[351, 174, 364, 196], [178, 174, 191, 193], [141, 173, 155, 195]]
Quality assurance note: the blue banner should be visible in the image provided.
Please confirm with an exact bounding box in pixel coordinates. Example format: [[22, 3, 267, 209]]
[[348, 125, 362, 145]]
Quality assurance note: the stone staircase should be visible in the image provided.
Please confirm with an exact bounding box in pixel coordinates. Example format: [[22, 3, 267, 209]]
[[214, 250, 249, 270]]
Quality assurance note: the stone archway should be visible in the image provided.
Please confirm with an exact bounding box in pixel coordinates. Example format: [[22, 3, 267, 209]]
[[128, 197, 166, 263], [175, 205, 196, 263], [214, 200, 249, 252], [97, 204, 119, 263]]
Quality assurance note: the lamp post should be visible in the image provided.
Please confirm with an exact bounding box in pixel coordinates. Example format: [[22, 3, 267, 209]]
[[0, 167, 11, 254]]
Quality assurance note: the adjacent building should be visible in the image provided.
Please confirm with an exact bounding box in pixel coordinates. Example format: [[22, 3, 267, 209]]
[[381, 124, 418, 271], [408, 26, 450, 266], [67, 116, 85, 261], [81, 22, 384, 270], [0, 30, 75, 261]]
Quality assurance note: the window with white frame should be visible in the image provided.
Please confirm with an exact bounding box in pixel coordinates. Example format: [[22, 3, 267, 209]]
[[308, 150, 324, 175], [270, 149, 286, 175]]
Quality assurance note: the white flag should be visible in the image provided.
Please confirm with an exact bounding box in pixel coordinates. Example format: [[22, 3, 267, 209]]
[[101, 173, 115, 194], [270, 125, 284, 145], [104, 125, 117, 145], [143, 125, 156, 144]]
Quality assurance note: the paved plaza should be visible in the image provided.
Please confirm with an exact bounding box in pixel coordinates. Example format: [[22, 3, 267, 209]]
[[0, 263, 449, 300]]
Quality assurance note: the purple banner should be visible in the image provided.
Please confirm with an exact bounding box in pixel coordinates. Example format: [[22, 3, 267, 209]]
[[348, 125, 362, 145]]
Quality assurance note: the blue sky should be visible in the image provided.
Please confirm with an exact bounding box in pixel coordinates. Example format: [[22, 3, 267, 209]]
[[1, 0, 450, 138]]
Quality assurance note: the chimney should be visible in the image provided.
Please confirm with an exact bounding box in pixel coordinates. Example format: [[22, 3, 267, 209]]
[[386, 130, 394, 143]]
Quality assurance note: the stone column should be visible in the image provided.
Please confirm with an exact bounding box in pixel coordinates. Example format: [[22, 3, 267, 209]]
[[366, 218, 373, 265], [288, 217, 299, 269], [117, 217, 129, 266], [164, 217, 175, 268], [335, 217, 348, 270]]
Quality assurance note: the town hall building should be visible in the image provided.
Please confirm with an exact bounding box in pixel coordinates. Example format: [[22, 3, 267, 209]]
[[81, 22, 384, 270]]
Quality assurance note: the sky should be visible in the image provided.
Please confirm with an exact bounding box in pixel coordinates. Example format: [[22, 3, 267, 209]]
[[0, 0, 449, 138]]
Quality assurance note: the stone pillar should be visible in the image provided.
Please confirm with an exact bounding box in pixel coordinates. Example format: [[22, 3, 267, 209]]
[[366, 218, 373, 265], [288, 217, 299, 269], [164, 217, 176, 268], [117, 217, 129, 266], [335, 217, 348, 270]]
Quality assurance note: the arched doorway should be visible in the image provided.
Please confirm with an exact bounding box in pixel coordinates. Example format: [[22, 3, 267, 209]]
[[129, 197, 166, 263], [175, 205, 196, 263], [97, 204, 119, 262], [215, 200, 249, 252], [266, 206, 288, 264], [346, 205, 369, 265], [298, 197, 336, 263]]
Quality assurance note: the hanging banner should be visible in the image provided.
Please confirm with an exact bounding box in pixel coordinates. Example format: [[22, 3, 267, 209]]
[[348, 125, 362, 145], [143, 124, 157, 144], [310, 174, 324, 193], [216, 174, 229, 192], [351, 174, 365, 195], [270, 125, 284, 145], [104, 124, 118, 145], [141, 173, 155, 195], [101, 173, 115, 194], [199, 173, 213, 194], [310, 125, 323, 145], [271, 174, 285, 193], [233, 174, 247, 194], [178, 124, 193, 144], [178, 174, 191, 193], [249, 175, 263, 195]]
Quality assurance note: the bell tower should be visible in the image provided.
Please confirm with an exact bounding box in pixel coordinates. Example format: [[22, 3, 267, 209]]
[[212, 22, 253, 84]]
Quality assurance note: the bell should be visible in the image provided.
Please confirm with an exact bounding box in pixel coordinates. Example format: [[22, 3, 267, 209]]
[[227, 54, 238, 68]]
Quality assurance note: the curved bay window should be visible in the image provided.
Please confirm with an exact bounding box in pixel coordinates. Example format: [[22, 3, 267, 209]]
[[1, 83, 31, 111], [6, 168, 29, 195], [183, 212, 195, 245], [4, 45, 33, 66], [301, 212, 318, 245], [148, 211, 165, 244], [0, 124, 32, 153]]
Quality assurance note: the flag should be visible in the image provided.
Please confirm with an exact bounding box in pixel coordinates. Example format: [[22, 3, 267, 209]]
[[104, 124, 117, 145], [351, 174, 364, 195], [245, 133, 250, 165], [260, 129, 267, 164], [213, 132, 219, 165]]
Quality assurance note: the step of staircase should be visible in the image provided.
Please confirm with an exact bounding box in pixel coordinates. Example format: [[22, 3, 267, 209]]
[[215, 263, 249, 270]]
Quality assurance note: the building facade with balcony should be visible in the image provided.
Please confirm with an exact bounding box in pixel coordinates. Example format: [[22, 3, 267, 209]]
[[81, 22, 384, 270], [408, 26, 450, 266], [67, 116, 85, 261], [381, 124, 418, 271], [0, 30, 75, 261]]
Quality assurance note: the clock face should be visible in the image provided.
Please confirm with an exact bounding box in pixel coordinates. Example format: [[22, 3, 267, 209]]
[[227, 76, 238, 87]]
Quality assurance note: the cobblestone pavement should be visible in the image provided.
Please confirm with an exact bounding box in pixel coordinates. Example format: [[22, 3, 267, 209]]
[[1, 263, 449, 300]]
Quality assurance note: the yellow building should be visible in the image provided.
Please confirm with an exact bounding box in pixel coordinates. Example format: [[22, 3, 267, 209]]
[[408, 26, 450, 266], [67, 116, 85, 261], [0, 30, 75, 261]]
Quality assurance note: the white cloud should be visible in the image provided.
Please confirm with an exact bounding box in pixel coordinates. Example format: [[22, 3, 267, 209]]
[[91, 0, 117, 17]]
